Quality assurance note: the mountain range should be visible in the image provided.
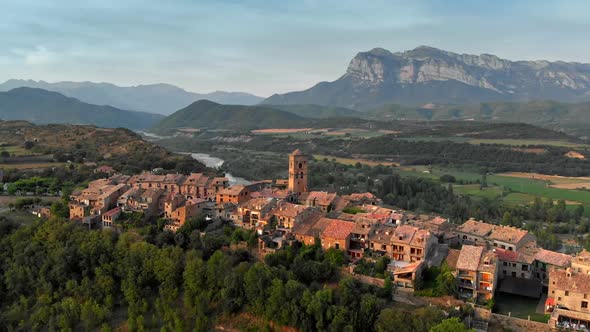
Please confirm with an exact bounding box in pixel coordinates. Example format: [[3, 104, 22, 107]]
[[264, 46, 590, 110], [0, 79, 264, 115], [0, 87, 163, 130]]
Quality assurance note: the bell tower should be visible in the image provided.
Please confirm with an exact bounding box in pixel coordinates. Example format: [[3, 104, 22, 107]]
[[288, 149, 308, 194]]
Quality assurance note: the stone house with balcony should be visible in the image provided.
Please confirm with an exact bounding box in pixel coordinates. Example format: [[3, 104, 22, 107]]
[[233, 197, 277, 229], [456, 245, 499, 303], [270, 201, 319, 230], [367, 223, 396, 257], [390, 225, 436, 263], [547, 267, 590, 330]]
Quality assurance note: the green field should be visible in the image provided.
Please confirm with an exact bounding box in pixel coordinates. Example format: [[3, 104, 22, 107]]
[[394, 137, 587, 148], [397, 165, 590, 214], [0, 145, 33, 156]]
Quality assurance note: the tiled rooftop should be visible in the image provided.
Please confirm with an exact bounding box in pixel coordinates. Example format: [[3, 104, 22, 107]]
[[456, 245, 484, 271], [322, 219, 355, 240]]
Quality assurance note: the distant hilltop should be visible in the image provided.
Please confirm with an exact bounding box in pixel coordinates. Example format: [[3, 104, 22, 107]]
[[263, 46, 590, 110]]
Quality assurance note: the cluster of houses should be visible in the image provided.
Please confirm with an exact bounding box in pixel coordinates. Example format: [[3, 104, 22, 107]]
[[69, 149, 590, 329]]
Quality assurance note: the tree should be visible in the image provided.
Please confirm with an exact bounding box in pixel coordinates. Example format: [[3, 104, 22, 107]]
[[501, 212, 513, 226], [429, 318, 474, 332], [375, 308, 409, 332], [24, 141, 35, 150]]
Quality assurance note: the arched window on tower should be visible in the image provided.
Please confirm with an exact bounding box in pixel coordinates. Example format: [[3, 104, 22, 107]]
[[299, 162, 303, 169]]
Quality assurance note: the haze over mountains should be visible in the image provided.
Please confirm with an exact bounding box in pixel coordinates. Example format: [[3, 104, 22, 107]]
[[0, 87, 163, 129], [0, 79, 264, 115], [264, 46, 590, 110]]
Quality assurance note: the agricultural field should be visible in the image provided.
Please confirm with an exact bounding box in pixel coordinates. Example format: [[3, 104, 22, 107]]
[[251, 127, 390, 139], [0, 162, 66, 170], [395, 137, 588, 148], [0, 145, 35, 157], [313, 154, 398, 167], [396, 165, 590, 214]]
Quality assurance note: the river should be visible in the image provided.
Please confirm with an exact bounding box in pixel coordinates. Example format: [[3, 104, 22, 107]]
[[188, 153, 251, 186]]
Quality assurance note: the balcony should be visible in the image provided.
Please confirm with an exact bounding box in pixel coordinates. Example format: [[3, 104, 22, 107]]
[[479, 273, 493, 283], [459, 279, 475, 289]]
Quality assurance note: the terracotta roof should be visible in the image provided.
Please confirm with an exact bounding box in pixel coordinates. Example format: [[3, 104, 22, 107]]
[[103, 206, 121, 217], [550, 267, 590, 294], [494, 248, 534, 264], [321, 219, 355, 240], [478, 251, 498, 273], [352, 220, 374, 236], [300, 191, 337, 206], [535, 249, 572, 268], [489, 226, 532, 245], [218, 185, 246, 196], [392, 261, 424, 275], [251, 188, 292, 200], [456, 219, 495, 237], [429, 216, 448, 225], [391, 225, 431, 246], [271, 202, 309, 218], [572, 249, 590, 267], [368, 223, 396, 244], [446, 249, 461, 270], [292, 217, 332, 238], [240, 197, 276, 211], [456, 245, 484, 271]]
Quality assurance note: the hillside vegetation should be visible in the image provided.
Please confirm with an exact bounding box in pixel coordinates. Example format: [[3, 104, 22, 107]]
[[0, 88, 164, 130], [0, 121, 206, 174]]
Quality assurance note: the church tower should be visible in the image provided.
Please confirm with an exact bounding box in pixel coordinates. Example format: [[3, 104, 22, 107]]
[[288, 149, 308, 194]]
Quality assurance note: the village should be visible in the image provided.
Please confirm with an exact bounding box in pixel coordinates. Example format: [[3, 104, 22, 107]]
[[67, 149, 590, 331]]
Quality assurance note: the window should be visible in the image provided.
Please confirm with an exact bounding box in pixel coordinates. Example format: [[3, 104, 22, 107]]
[[503, 270, 507, 275], [558, 297, 562, 301], [462, 235, 467, 240], [522, 264, 528, 271], [512, 263, 517, 268], [583, 301, 588, 309], [565, 291, 569, 296], [511, 272, 516, 277], [334, 243, 340, 250], [503, 262, 508, 266], [585, 294, 588, 300]]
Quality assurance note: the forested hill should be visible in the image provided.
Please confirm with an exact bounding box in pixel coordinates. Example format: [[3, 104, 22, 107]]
[[364, 100, 590, 136], [152, 100, 312, 133], [0, 121, 206, 174], [0, 87, 164, 130]]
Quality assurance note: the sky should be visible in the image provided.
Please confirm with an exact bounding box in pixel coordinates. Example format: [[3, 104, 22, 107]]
[[1, 0, 590, 97]]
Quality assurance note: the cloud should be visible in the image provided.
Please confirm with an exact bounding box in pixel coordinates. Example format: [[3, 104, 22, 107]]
[[12, 46, 53, 65]]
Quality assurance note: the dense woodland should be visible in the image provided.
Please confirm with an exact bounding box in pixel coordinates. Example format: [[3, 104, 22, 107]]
[[157, 128, 590, 177], [0, 217, 472, 332]]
